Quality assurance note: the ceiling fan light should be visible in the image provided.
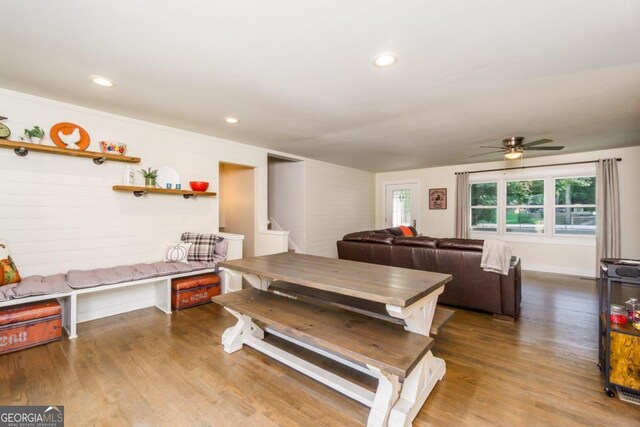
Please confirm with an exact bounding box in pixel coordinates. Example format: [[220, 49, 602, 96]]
[[504, 150, 523, 160]]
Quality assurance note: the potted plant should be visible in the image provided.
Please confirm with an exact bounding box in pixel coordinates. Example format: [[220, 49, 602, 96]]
[[138, 167, 158, 188], [23, 126, 45, 144]]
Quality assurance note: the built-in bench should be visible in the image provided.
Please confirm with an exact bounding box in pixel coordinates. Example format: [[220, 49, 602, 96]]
[[268, 280, 454, 335], [0, 263, 219, 339]]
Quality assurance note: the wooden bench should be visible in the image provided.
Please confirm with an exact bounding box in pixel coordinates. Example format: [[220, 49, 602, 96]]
[[213, 288, 445, 426], [268, 280, 454, 335]]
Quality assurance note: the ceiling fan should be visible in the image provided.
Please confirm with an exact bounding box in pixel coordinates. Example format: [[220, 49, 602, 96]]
[[470, 137, 564, 160]]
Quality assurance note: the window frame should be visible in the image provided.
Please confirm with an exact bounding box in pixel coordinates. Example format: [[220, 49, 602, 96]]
[[468, 165, 596, 246], [552, 175, 596, 237], [470, 181, 499, 233], [504, 178, 546, 235]]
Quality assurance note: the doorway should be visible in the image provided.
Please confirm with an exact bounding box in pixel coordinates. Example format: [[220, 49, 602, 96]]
[[219, 162, 255, 257], [384, 182, 419, 230]]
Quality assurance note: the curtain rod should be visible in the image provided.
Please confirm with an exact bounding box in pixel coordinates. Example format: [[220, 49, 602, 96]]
[[455, 158, 622, 175]]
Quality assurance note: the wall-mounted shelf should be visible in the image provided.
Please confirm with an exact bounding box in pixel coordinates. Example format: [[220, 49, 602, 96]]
[[113, 185, 217, 199], [0, 139, 141, 165]]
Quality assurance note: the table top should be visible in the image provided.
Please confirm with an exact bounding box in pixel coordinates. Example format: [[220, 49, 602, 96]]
[[219, 252, 451, 307]]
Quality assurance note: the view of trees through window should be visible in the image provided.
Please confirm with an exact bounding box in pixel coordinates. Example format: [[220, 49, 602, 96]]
[[555, 177, 596, 235], [506, 179, 544, 233], [469, 175, 596, 236], [470, 183, 497, 232]]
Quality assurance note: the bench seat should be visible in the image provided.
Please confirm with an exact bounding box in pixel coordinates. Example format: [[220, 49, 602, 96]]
[[268, 280, 455, 336], [0, 260, 218, 302], [213, 288, 433, 379]]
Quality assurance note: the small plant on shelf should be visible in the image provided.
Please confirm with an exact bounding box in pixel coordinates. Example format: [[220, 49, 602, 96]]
[[138, 167, 158, 188], [23, 126, 46, 144]]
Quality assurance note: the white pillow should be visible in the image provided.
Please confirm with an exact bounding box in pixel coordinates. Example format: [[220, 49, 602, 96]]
[[164, 242, 192, 263]]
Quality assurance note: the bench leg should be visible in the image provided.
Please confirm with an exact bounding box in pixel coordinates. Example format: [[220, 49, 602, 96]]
[[367, 367, 401, 427], [221, 308, 264, 353], [388, 351, 446, 426], [60, 294, 77, 339]]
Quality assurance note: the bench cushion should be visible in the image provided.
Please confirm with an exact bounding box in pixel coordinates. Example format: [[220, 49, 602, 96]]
[[213, 288, 434, 379], [0, 260, 218, 301]]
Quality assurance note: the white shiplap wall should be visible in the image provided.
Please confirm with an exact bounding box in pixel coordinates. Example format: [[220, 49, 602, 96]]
[[305, 160, 375, 257], [0, 88, 271, 277], [0, 88, 376, 276]]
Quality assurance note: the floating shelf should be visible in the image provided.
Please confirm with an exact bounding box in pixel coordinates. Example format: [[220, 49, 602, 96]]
[[113, 185, 217, 199], [0, 139, 141, 165]]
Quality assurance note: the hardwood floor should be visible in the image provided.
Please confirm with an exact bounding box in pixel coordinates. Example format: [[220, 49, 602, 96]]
[[1, 271, 640, 426]]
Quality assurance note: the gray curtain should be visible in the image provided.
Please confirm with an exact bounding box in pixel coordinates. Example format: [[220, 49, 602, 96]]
[[455, 172, 470, 239], [596, 158, 621, 272]]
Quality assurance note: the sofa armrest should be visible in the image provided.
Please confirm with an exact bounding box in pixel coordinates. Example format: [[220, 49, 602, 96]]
[[499, 256, 522, 319]]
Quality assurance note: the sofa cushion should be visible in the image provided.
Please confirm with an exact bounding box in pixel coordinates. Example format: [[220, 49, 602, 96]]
[[361, 234, 395, 245], [438, 238, 484, 252], [394, 236, 438, 248]]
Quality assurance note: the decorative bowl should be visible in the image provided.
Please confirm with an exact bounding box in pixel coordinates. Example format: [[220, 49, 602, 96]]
[[189, 181, 209, 192], [99, 141, 127, 155]]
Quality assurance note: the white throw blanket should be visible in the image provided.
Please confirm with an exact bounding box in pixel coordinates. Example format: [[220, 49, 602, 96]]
[[481, 239, 512, 275]]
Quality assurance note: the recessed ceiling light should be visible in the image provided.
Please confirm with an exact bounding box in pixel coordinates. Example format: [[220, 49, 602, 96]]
[[90, 75, 114, 87], [372, 52, 398, 68], [224, 117, 239, 124]]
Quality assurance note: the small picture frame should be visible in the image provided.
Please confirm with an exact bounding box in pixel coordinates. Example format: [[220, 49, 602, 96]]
[[429, 188, 447, 209]]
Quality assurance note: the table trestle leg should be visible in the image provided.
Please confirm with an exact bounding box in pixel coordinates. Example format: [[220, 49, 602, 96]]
[[385, 287, 444, 336]]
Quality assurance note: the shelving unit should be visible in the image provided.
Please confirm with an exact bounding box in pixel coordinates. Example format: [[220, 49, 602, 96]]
[[113, 185, 217, 199], [0, 139, 141, 165], [598, 259, 640, 402]]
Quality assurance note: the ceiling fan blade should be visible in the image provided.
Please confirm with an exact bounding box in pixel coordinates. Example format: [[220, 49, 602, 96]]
[[524, 146, 565, 151], [523, 138, 553, 147], [468, 150, 504, 158], [479, 146, 506, 149]]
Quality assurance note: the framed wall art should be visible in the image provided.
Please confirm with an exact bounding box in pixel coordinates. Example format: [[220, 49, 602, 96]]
[[429, 188, 447, 209]]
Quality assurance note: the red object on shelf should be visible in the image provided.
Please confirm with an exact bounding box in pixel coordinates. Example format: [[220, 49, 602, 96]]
[[189, 181, 209, 192], [610, 314, 628, 324]]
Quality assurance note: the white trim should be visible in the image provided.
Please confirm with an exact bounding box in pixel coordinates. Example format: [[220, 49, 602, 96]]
[[382, 180, 421, 231]]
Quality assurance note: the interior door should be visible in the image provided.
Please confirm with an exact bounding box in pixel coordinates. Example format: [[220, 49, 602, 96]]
[[385, 183, 419, 229]]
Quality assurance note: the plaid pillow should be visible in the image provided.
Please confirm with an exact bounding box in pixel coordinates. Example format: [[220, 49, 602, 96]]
[[181, 232, 224, 262]]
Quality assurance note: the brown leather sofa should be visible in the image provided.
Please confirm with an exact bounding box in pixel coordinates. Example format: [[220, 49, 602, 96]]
[[336, 228, 522, 320]]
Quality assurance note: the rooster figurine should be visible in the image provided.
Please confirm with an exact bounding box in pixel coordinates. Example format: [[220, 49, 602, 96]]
[[58, 127, 81, 150]]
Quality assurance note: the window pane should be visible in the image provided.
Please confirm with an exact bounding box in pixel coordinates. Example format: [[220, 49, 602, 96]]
[[506, 207, 544, 233], [470, 183, 497, 206], [506, 180, 544, 206], [555, 207, 596, 235], [555, 177, 596, 205], [392, 189, 412, 227], [471, 208, 497, 232]]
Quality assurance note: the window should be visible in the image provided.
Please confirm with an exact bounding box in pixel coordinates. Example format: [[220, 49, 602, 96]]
[[506, 179, 545, 234], [391, 189, 412, 227], [469, 173, 596, 242], [470, 182, 497, 232], [554, 177, 596, 235]]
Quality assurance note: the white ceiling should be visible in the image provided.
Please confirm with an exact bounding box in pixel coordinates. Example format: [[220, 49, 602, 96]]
[[2, 1, 639, 172]]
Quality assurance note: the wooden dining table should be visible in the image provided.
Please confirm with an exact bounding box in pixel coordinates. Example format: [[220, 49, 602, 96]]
[[219, 252, 451, 336], [217, 252, 452, 426]]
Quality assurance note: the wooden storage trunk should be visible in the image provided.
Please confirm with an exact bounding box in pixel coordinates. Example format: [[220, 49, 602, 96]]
[[171, 273, 221, 311], [0, 300, 62, 355]]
